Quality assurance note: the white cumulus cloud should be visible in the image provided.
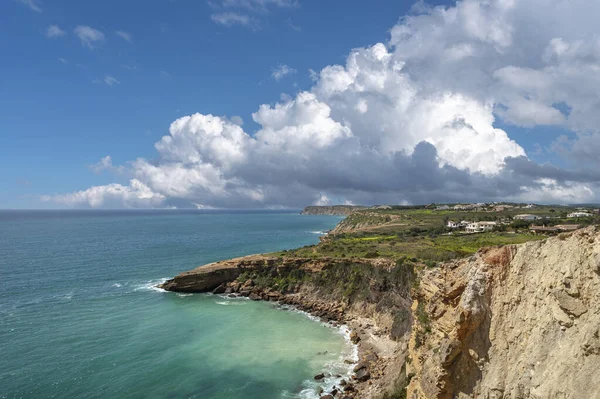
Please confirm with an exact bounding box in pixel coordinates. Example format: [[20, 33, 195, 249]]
[[45, 0, 600, 208], [42, 179, 165, 208]]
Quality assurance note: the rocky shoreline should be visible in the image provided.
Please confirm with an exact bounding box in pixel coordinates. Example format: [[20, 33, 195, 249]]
[[159, 259, 407, 399], [159, 226, 600, 398]]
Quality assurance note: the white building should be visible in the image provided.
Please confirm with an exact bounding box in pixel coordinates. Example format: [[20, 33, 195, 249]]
[[466, 221, 497, 233], [437, 205, 450, 211], [453, 204, 476, 211], [567, 212, 593, 218], [514, 214, 541, 221], [447, 220, 459, 228]]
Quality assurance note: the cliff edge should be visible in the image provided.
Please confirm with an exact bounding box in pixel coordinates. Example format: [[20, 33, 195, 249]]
[[408, 226, 600, 399]]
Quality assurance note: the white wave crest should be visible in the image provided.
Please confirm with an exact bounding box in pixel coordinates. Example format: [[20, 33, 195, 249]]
[[133, 278, 170, 293], [274, 303, 359, 398], [215, 300, 248, 306]]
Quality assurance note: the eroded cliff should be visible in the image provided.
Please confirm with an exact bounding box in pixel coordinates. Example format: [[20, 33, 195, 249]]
[[408, 226, 600, 399]]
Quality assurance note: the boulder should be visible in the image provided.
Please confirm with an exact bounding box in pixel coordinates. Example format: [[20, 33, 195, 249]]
[[553, 290, 588, 317], [314, 373, 325, 380], [350, 331, 360, 344], [212, 283, 226, 294], [319, 396, 334, 399], [353, 362, 367, 372], [354, 368, 370, 382], [362, 352, 378, 363], [249, 292, 261, 301]]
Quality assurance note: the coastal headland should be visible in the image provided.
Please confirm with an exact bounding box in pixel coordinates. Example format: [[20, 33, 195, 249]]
[[160, 203, 600, 398]]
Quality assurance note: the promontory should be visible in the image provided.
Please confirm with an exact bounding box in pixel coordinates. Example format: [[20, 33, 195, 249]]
[[160, 204, 600, 399]]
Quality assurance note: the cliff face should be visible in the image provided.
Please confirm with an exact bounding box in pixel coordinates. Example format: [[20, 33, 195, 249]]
[[408, 226, 600, 399], [300, 205, 366, 215]]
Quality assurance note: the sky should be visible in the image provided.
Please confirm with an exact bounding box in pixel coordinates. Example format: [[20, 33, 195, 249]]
[[2, 0, 600, 209]]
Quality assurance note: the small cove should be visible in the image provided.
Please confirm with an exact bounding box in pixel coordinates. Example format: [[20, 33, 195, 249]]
[[0, 210, 350, 399]]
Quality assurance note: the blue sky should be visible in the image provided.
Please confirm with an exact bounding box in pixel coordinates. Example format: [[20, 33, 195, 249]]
[[2, 0, 441, 208], [2, 0, 598, 208]]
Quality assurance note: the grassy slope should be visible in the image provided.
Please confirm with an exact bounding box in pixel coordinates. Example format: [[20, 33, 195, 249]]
[[272, 204, 597, 265]]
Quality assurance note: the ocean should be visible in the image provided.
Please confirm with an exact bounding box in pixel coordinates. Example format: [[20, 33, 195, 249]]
[[0, 210, 353, 399]]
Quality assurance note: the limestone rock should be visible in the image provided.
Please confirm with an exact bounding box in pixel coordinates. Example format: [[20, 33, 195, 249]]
[[407, 226, 600, 399], [354, 368, 371, 382], [552, 290, 587, 317]]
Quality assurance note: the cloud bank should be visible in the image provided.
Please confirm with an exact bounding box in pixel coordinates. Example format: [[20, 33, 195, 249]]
[[45, 0, 600, 208]]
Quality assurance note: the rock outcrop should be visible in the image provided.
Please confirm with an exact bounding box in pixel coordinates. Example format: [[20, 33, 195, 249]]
[[407, 226, 600, 399], [160, 255, 289, 292]]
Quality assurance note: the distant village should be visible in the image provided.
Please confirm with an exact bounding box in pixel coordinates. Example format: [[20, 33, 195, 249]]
[[434, 203, 599, 234]]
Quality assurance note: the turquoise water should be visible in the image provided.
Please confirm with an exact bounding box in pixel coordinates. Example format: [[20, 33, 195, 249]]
[[0, 210, 353, 399]]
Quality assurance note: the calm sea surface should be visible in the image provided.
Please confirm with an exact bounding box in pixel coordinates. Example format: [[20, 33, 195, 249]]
[[0, 210, 352, 399]]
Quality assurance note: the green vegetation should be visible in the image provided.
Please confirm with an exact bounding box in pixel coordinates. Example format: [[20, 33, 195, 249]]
[[275, 232, 543, 262], [269, 203, 596, 266], [312, 260, 415, 300], [237, 267, 309, 293], [235, 258, 416, 301]]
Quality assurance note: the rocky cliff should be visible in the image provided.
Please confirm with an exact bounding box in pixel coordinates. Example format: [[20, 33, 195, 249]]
[[301, 205, 366, 215], [407, 226, 600, 399], [159, 226, 600, 399]]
